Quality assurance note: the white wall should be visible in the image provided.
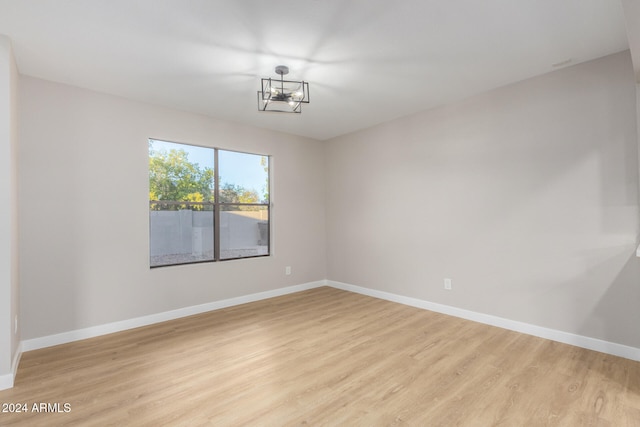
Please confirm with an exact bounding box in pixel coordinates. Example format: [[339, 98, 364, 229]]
[[18, 76, 326, 340], [325, 51, 640, 349], [0, 35, 19, 386]]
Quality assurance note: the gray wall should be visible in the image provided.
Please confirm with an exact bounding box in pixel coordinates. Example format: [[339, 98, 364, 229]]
[[0, 36, 19, 382], [18, 76, 326, 340], [149, 210, 266, 257], [15, 49, 640, 354], [325, 51, 640, 348], [150, 210, 215, 257]]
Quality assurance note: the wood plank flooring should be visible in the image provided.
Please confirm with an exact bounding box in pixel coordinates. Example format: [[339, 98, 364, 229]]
[[1, 286, 640, 426]]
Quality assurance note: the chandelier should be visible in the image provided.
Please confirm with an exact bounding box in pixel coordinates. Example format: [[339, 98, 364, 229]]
[[257, 65, 309, 113]]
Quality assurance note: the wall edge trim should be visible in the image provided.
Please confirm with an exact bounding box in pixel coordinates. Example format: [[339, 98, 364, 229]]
[[0, 342, 21, 391], [0, 374, 12, 391]]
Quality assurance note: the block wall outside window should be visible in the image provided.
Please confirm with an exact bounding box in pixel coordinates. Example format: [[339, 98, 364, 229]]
[[149, 139, 270, 267]]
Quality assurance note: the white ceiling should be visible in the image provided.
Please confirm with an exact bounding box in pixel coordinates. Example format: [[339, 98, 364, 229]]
[[0, 0, 632, 140]]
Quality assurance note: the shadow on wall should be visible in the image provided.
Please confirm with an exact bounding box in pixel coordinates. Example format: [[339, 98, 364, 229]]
[[573, 249, 640, 395], [578, 250, 640, 350]]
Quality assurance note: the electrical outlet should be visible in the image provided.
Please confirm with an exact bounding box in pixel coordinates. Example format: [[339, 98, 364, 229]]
[[444, 278, 452, 290], [285, 266, 291, 275]]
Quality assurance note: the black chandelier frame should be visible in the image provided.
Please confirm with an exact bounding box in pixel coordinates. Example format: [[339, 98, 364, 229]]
[[257, 66, 310, 113]]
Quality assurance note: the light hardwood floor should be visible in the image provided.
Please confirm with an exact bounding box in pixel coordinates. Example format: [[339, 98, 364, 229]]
[[1, 286, 640, 426]]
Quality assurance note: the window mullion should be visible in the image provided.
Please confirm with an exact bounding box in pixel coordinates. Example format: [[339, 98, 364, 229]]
[[214, 148, 220, 261]]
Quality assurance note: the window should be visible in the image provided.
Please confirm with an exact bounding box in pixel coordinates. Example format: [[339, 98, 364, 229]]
[[149, 139, 270, 267]]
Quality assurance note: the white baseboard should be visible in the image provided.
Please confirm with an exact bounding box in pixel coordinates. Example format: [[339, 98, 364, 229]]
[[22, 281, 326, 352], [16, 277, 639, 386], [327, 280, 640, 362], [0, 342, 22, 391]]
